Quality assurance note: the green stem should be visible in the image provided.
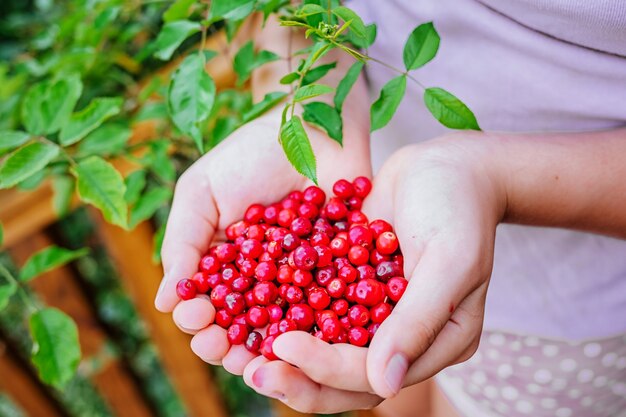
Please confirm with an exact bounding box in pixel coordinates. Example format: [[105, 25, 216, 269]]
[[0, 263, 39, 314]]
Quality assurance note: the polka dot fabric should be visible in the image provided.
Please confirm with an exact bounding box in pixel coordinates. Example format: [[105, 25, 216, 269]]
[[436, 331, 626, 417]]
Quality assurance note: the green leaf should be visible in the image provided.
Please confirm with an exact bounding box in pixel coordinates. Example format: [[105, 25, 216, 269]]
[[303, 62, 337, 85], [280, 116, 317, 184], [370, 75, 406, 132], [242, 92, 287, 123], [129, 187, 172, 228], [423, 87, 480, 130], [209, 0, 255, 22], [76, 123, 131, 157], [168, 54, 216, 152], [59, 97, 123, 146], [20, 246, 89, 282], [71, 156, 128, 228], [0, 130, 30, 155], [296, 4, 326, 17], [124, 170, 146, 205], [134, 102, 169, 122], [0, 281, 16, 312], [21, 74, 82, 135], [52, 175, 74, 217], [17, 169, 46, 190], [332, 6, 366, 39], [280, 72, 299, 84], [403, 22, 440, 71], [302, 101, 342, 145], [163, 0, 196, 22], [0, 222, 3, 246], [153, 20, 201, 61], [0, 142, 59, 189], [334, 61, 363, 112], [294, 84, 334, 102], [233, 41, 280, 85], [30, 308, 81, 388], [209, 116, 240, 147], [301, 41, 332, 73], [347, 23, 377, 49]]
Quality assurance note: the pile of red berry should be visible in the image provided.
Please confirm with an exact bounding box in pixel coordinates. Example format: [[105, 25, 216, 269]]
[[176, 177, 407, 360]]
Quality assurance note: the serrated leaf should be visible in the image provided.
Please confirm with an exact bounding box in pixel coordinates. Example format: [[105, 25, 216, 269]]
[[403, 22, 440, 71], [209, 0, 255, 22], [59, 97, 122, 146], [20, 246, 89, 282], [168, 54, 216, 152], [280, 72, 299, 84], [370, 75, 406, 132], [423, 87, 480, 130], [303, 62, 337, 85], [242, 91, 287, 123], [129, 187, 172, 228], [163, 0, 196, 22], [302, 101, 342, 145], [332, 6, 366, 39], [334, 61, 363, 112], [30, 308, 81, 388], [0, 130, 30, 155], [76, 123, 131, 157], [296, 4, 326, 17], [0, 142, 59, 189], [153, 20, 201, 61], [294, 84, 334, 102], [124, 170, 147, 205], [71, 156, 128, 228], [233, 41, 281, 85], [52, 175, 74, 217], [20, 74, 82, 135], [280, 116, 317, 184]]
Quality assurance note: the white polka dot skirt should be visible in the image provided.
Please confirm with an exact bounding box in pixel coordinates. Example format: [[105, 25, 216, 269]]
[[436, 331, 626, 417]]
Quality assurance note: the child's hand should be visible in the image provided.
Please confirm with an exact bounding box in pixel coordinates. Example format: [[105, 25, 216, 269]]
[[241, 134, 505, 411], [154, 109, 371, 375]]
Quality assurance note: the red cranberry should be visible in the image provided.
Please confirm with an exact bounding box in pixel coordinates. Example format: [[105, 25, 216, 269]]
[[376, 231, 399, 255], [289, 190, 303, 202], [215, 309, 233, 328], [376, 261, 402, 282], [310, 232, 330, 246], [303, 186, 326, 206], [332, 179, 355, 199], [246, 224, 265, 241], [308, 287, 331, 310], [368, 322, 381, 338], [338, 265, 358, 283], [291, 217, 313, 236], [267, 304, 283, 323], [315, 310, 337, 327], [334, 256, 350, 270], [357, 264, 376, 281], [292, 269, 313, 287], [252, 282, 278, 305], [348, 326, 369, 346], [371, 303, 393, 323], [339, 316, 351, 330], [278, 318, 297, 333], [345, 283, 357, 303], [231, 276, 252, 292], [271, 227, 289, 242], [245, 331, 263, 352], [331, 299, 349, 316], [238, 258, 257, 277], [348, 245, 369, 265], [313, 218, 334, 235], [244, 204, 265, 224], [315, 266, 335, 286], [326, 198, 348, 221], [348, 225, 373, 248], [285, 285, 304, 303], [210, 284, 231, 308], [260, 335, 279, 360], [215, 243, 237, 263], [353, 176, 372, 199], [244, 290, 256, 307], [327, 278, 346, 298], [266, 241, 283, 258], [297, 202, 319, 219], [281, 197, 300, 210], [348, 304, 370, 327], [334, 221, 349, 233], [221, 264, 239, 285], [277, 209, 297, 227], [369, 219, 393, 238], [206, 273, 222, 288], [224, 292, 246, 315], [241, 239, 263, 258], [191, 272, 210, 293], [263, 205, 279, 224], [176, 279, 197, 300], [322, 317, 342, 340], [227, 323, 249, 345], [233, 314, 248, 326], [276, 265, 294, 284], [386, 277, 408, 302], [348, 210, 368, 225], [354, 279, 385, 307], [246, 306, 270, 328], [225, 220, 248, 240], [281, 232, 300, 251], [267, 322, 280, 336], [369, 249, 391, 266], [330, 237, 349, 257], [255, 261, 277, 281], [286, 304, 315, 331], [293, 245, 319, 270], [347, 196, 363, 210], [199, 255, 220, 274], [314, 245, 333, 267]]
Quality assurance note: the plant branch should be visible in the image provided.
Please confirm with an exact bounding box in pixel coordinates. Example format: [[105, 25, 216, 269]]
[[0, 263, 39, 314]]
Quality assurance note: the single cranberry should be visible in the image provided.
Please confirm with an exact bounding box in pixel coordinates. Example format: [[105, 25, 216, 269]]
[[227, 323, 249, 345], [376, 231, 399, 255], [371, 303, 393, 323], [267, 240, 283, 258], [267, 322, 280, 336], [348, 305, 370, 327], [313, 218, 334, 236], [210, 283, 231, 308], [239, 258, 257, 277], [331, 299, 349, 316], [221, 264, 239, 285], [285, 285, 304, 303], [233, 314, 248, 326], [345, 283, 357, 302], [244, 204, 265, 224], [215, 309, 232, 328], [357, 264, 376, 281], [354, 279, 385, 307], [234, 236, 246, 248], [267, 304, 284, 323], [386, 277, 408, 302], [315, 310, 337, 327], [281, 232, 300, 251], [231, 276, 252, 292], [308, 287, 331, 310], [310, 232, 330, 246], [277, 208, 297, 227], [291, 217, 313, 236], [241, 239, 263, 259], [215, 243, 237, 263], [246, 224, 266, 241], [334, 221, 349, 233], [327, 278, 346, 298], [339, 316, 351, 330], [255, 261, 277, 281], [289, 190, 303, 201], [348, 225, 373, 248], [369, 249, 391, 266], [276, 265, 294, 284], [271, 227, 289, 242], [347, 210, 369, 225], [245, 331, 263, 352], [191, 272, 210, 293], [293, 245, 319, 270], [278, 283, 289, 299], [348, 245, 369, 265], [315, 266, 336, 286], [334, 256, 351, 270], [225, 220, 249, 240], [293, 269, 313, 287], [326, 198, 348, 220], [286, 304, 315, 331], [347, 196, 363, 210], [322, 317, 342, 340], [278, 318, 298, 333], [303, 186, 326, 206], [281, 197, 300, 210], [263, 205, 280, 224], [252, 281, 278, 305], [199, 255, 220, 274], [376, 261, 402, 282], [314, 245, 333, 267], [206, 273, 222, 289], [348, 326, 369, 347], [332, 179, 355, 199], [246, 306, 270, 328], [224, 292, 246, 315], [368, 322, 381, 338], [353, 176, 372, 199], [176, 279, 196, 300], [329, 237, 349, 257], [297, 202, 319, 219], [369, 219, 393, 238]]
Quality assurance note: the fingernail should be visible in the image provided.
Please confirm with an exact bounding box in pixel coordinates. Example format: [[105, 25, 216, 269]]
[[252, 368, 264, 388], [384, 353, 408, 396]]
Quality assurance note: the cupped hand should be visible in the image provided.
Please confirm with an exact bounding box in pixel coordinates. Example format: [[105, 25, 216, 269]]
[[242, 133, 507, 412], [154, 108, 370, 375]]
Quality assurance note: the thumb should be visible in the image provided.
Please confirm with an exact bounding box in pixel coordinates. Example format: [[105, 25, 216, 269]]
[[366, 244, 474, 398]]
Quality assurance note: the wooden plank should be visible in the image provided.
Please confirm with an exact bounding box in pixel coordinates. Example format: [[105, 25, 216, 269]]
[[93, 215, 229, 417], [9, 232, 154, 417], [0, 342, 64, 417]]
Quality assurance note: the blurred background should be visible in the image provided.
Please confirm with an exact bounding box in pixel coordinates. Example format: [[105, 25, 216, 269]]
[[0, 1, 375, 416]]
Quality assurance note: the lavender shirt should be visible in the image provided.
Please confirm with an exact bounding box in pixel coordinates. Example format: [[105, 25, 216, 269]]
[[349, 0, 626, 340]]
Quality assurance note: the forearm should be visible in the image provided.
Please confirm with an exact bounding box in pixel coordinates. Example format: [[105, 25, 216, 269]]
[[485, 128, 626, 238]]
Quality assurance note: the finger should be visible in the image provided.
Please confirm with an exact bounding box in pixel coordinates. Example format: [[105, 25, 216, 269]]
[[156, 164, 219, 312], [243, 356, 382, 413], [272, 331, 371, 392], [172, 296, 215, 334], [222, 344, 258, 375], [190, 325, 230, 364], [366, 243, 478, 398]]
